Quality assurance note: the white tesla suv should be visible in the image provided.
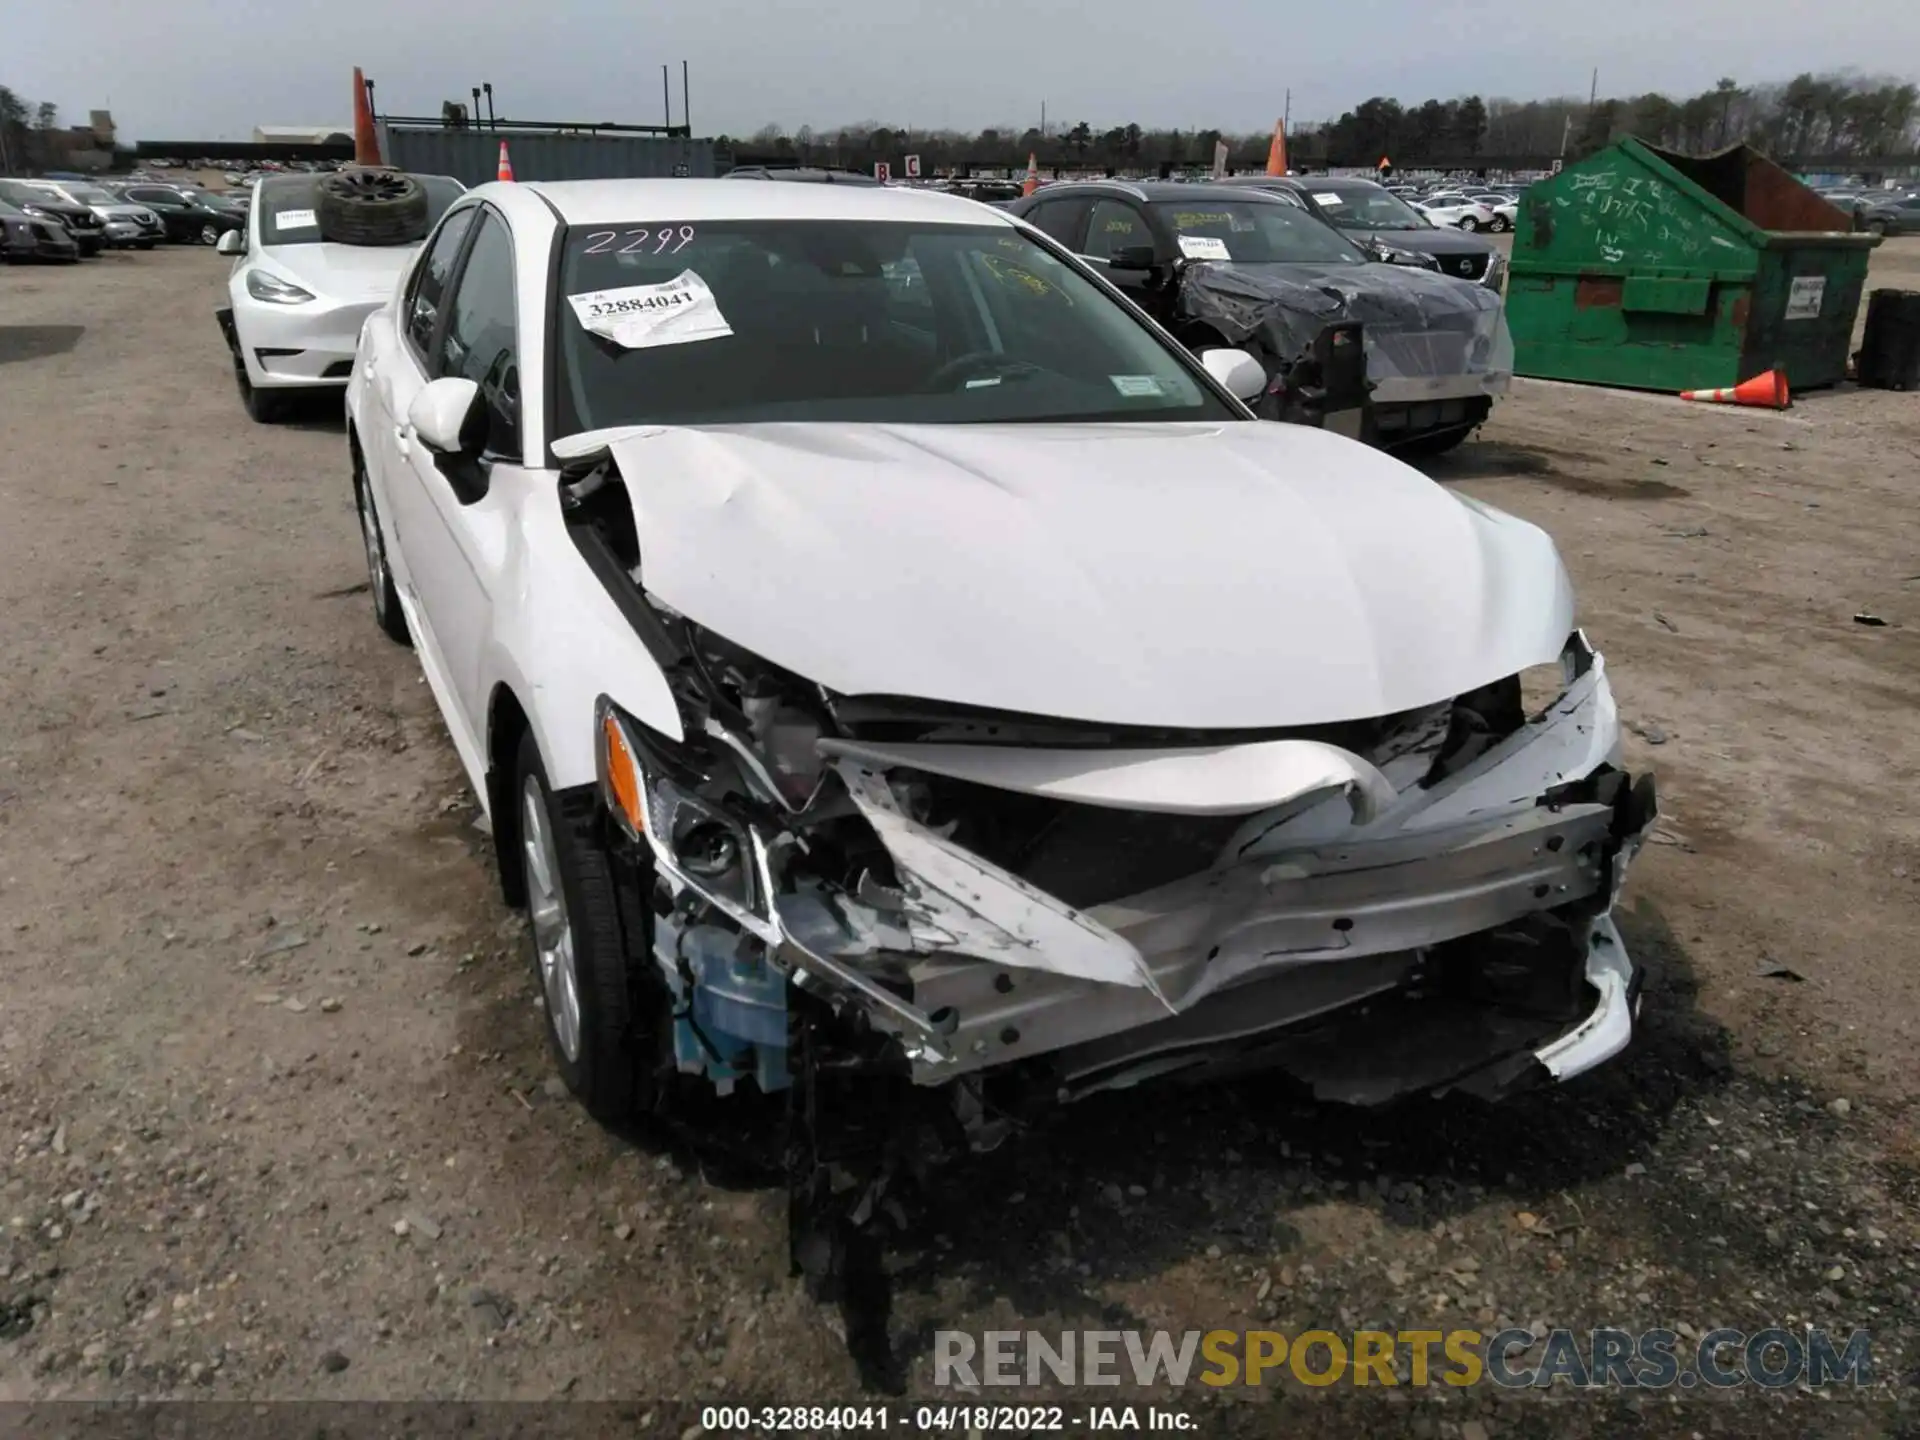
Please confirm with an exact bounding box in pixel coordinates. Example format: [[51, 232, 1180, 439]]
[[218, 170, 465, 422]]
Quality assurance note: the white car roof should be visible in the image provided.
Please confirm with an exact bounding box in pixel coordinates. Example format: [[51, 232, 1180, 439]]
[[515, 178, 1017, 228]]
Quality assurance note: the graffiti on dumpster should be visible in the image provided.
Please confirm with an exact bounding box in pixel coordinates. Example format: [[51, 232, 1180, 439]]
[[1573, 171, 1705, 264]]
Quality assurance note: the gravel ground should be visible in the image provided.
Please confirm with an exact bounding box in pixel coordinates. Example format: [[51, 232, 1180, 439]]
[[1, 237, 1917, 1437]]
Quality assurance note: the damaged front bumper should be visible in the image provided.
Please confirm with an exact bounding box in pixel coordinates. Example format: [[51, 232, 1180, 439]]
[[600, 630, 1656, 1111]]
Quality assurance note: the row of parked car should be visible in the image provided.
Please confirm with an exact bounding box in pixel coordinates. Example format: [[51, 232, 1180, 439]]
[[0, 176, 248, 263], [1818, 186, 1920, 236]]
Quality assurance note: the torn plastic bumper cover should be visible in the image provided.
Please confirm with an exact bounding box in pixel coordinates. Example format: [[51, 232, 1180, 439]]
[[598, 628, 1656, 1109], [1178, 258, 1515, 406]]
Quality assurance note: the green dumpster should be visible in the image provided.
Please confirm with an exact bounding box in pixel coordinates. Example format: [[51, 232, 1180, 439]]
[[1506, 138, 1879, 393]]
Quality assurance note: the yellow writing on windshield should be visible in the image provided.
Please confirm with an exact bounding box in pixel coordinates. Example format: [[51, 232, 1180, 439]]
[[979, 253, 1063, 300], [1172, 211, 1233, 228]]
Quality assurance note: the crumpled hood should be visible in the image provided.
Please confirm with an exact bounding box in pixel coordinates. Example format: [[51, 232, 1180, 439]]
[[1179, 261, 1512, 384], [600, 420, 1572, 730]]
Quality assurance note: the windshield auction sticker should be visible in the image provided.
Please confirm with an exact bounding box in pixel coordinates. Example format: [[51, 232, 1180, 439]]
[[567, 270, 733, 349], [1176, 235, 1230, 261], [275, 208, 317, 230]]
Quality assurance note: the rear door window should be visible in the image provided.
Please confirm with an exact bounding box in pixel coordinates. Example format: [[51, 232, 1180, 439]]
[[1024, 197, 1092, 249]]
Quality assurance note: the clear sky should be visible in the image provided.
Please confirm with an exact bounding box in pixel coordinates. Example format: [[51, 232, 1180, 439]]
[[7, 0, 1917, 141]]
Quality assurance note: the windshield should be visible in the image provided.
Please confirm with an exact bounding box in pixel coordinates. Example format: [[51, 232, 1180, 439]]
[[553, 219, 1236, 433], [259, 175, 465, 246], [1302, 185, 1435, 232], [1160, 201, 1367, 265]]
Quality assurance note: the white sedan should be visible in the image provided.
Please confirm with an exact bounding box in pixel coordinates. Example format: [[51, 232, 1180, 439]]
[[216, 171, 465, 422], [346, 178, 1655, 1137]]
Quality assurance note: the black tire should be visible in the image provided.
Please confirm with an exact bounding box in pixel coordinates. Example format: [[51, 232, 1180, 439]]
[[198, 223, 222, 246], [1459, 217, 1482, 232], [1398, 424, 1474, 457], [513, 733, 654, 1121], [352, 447, 411, 645], [1489, 216, 1510, 233], [1866, 220, 1888, 237], [235, 358, 291, 422], [317, 168, 429, 246]]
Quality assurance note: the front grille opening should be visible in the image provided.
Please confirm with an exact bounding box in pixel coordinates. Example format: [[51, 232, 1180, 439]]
[[908, 772, 1246, 909]]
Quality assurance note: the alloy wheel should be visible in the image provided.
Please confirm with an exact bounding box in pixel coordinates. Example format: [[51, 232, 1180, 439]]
[[357, 478, 391, 622], [521, 778, 583, 1063]]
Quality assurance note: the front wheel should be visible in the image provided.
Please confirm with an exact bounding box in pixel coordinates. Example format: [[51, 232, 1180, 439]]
[[1489, 216, 1510, 233], [1866, 220, 1888, 237], [514, 733, 656, 1121], [1459, 217, 1483, 232], [234, 355, 289, 423], [199, 224, 222, 246]]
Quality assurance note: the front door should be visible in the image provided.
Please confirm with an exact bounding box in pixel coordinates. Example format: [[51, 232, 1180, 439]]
[[387, 206, 523, 743]]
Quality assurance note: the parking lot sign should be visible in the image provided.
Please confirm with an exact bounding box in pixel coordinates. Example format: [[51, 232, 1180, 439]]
[[874, 161, 891, 182], [904, 154, 921, 178]]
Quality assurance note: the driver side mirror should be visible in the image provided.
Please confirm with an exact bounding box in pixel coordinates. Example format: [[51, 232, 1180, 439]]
[[408, 376, 490, 504], [216, 230, 244, 256], [1106, 244, 1159, 271], [408, 377, 482, 456]]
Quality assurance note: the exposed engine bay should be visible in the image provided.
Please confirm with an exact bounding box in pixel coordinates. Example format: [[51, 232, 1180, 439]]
[[561, 451, 1655, 1116], [555, 440, 1655, 1383]]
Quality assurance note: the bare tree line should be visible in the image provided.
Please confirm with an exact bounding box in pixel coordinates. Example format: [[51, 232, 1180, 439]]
[[0, 86, 62, 173], [721, 71, 1918, 173]]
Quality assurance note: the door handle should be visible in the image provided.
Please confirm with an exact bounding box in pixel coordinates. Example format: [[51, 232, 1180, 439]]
[[394, 424, 411, 457]]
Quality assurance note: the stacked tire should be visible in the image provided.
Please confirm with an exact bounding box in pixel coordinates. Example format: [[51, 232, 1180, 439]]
[[317, 168, 430, 246]]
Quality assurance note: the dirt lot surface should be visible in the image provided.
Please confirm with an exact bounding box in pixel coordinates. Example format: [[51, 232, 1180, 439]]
[[2, 237, 1918, 1437]]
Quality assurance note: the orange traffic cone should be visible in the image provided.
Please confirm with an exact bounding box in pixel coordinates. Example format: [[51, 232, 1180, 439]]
[[1265, 119, 1289, 177], [496, 141, 514, 182], [351, 65, 382, 166], [1021, 152, 1039, 198], [1679, 368, 1788, 409]]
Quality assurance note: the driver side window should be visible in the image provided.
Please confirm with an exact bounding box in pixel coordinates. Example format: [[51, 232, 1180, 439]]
[[1083, 200, 1147, 261], [404, 207, 476, 362], [436, 210, 520, 459]]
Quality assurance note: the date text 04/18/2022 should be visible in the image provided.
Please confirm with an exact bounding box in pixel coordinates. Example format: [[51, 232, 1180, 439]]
[[699, 1404, 1196, 1431]]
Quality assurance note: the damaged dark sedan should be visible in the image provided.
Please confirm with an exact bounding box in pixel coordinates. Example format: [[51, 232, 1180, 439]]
[[1009, 181, 1512, 452]]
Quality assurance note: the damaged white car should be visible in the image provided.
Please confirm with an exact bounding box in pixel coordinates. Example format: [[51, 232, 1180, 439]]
[[347, 177, 1656, 1190]]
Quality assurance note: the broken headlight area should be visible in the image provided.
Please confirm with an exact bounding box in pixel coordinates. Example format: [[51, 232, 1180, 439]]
[[595, 693, 956, 1101]]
